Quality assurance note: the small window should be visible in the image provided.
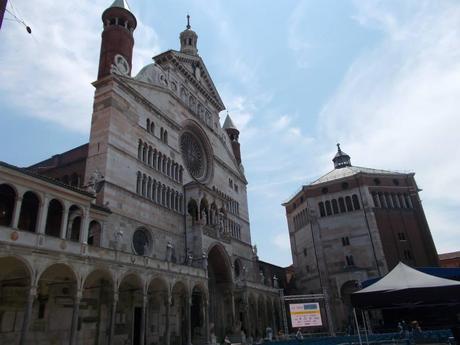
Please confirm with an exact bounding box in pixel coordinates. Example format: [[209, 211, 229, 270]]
[[229, 178, 233, 188], [234, 184, 239, 193], [346, 255, 355, 266], [374, 178, 381, 185], [332, 199, 339, 214], [345, 196, 353, 212], [319, 202, 325, 217], [325, 201, 332, 216], [300, 196, 304, 203], [398, 232, 406, 241], [393, 179, 400, 186], [303, 248, 307, 256], [293, 203, 297, 209], [341, 182, 349, 190], [322, 187, 329, 194], [352, 194, 361, 210], [342, 237, 350, 246]]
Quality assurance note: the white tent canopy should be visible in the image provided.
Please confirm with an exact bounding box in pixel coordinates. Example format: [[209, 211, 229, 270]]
[[351, 262, 460, 309]]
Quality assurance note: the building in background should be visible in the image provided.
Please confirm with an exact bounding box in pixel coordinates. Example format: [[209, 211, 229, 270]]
[[439, 251, 460, 268], [0, 1, 283, 344], [283, 144, 439, 332]]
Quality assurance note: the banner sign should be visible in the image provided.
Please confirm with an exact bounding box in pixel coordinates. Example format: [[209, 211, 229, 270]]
[[289, 303, 322, 327]]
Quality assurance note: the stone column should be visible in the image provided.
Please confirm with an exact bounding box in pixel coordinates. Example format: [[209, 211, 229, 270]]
[[244, 294, 251, 338], [108, 291, 118, 345], [165, 294, 171, 345], [187, 295, 192, 345], [204, 298, 210, 344], [60, 203, 70, 239], [140, 294, 147, 345], [37, 195, 50, 234], [230, 289, 236, 328], [69, 290, 82, 345], [19, 285, 37, 345], [80, 207, 90, 244], [12, 196, 23, 228]]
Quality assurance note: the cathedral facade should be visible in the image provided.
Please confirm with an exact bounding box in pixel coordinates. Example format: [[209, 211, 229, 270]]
[[0, 1, 281, 344], [284, 145, 439, 332]]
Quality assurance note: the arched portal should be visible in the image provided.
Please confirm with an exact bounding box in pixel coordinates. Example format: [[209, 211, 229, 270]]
[[171, 281, 187, 345], [79, 269, 114, 345], [0, 256, 31, 343], [191, 284, 207, 343], [118, 273, 144, 345], [207, 244, 233, 340], [37, 263, 78, 342], [147, 277, 169, 345]]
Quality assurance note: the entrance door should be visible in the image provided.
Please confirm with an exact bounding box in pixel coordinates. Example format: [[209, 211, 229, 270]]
[[133, 307, 142, 345]]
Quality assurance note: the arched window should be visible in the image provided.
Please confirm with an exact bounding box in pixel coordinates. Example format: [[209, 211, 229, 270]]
[[132, 228, 151, 256], [150, 122, 155, 134], [88, 220, 102, 246], [18, 191, 40, 233], [162, 156, 166, 174], [147, 177, 152, 199], [338, 197, 346, 213], [352, 194, 360, 210], [318, 202, 325, 217], [160, 127, 164, 141], [45, 199, 63, 238], [163, 130, 168, 144], [148, 146, 152, 166], [372, 193, 380, 208], [157, 152, 162, 170], [379, 193, 387, 208], [332, 199, 339, 214], [405, 194, 413, 208], [167, 159, 171, 177], [67, 205, 82, 242], [325, 200, 332, 216], [392, 193, 400, 208], [345, 196, 353, 212], [142, 174, 147, 196], [142, 144, 147, 163], [399, 194, 406, 208], [385, 193, 393, 208], [136, 171, 141, 194], [146, 118, 150, 130], [0, 184, 16, 227]]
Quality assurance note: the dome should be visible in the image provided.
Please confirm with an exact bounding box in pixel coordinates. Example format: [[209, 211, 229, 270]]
[[135, 63, 169, 88]]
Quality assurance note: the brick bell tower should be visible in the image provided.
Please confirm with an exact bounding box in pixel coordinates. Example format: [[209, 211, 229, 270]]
[[97, 0, 137, 79], [223, 113, 242, 165]]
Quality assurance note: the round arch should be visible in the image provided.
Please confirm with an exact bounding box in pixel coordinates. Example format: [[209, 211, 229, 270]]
[[0, 183, 18, 227]]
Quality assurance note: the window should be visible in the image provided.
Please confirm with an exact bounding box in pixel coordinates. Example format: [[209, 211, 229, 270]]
[[332, 199, 339, 214], [303, 248, 307, 256], [321, 187, 329, 194], [393, 179, 400, 186], [338, 197, 346, 213], [342, 237, 350, 246], [234, 184, 239, 193], [346, 255, 355, 266], [341, 182, 349, 190], [374, 178, 381, 185], [319, 202, 325, 217], [352, 194, 360, 210], [132, 228, 151, 256], [325, 200, 332, 216], [229, 178, 233, 188], [398, 232, 406, 241], [345, 196, 353, 212]]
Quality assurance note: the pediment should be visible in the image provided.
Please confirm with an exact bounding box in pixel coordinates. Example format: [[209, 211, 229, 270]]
[[153, 50, 225, 112]]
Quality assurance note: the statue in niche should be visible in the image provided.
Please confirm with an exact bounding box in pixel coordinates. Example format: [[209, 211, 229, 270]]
[[200, 209, 207, 226], [187, 251, 193, 266], [166, 241, 173, 262], [88, 169, 104, 193], [113, 230, 123, 250], [202, 251, 208, 270], [218, 210, 225, 234], [273, 275, 279, 288]]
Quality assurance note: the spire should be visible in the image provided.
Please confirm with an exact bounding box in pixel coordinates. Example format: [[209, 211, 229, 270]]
[[179, 14, 198, 55], [223, 113, 237, 130], [332, 143, 351, 169], [109, 0, 132, 11]]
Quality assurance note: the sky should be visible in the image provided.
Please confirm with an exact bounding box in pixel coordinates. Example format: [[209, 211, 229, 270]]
[[1, 0, 460, 267]]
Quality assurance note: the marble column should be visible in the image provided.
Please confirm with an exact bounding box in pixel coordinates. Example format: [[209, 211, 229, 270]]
[[165, 294, 171, 345], [187, 295, 192, 345], [80, 207, 90, 244], [108, 292, 119, 345], [19, 286, 36, 345], [59, 203, 69, 239], [69, 290, 82, 345], [12, 196, 23, 228], [140, 294, 147, 345], [36, 195, 50, 234]]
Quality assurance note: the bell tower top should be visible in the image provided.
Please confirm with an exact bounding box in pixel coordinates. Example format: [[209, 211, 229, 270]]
[[332, 143, 352, 169], [97, 0, 137, 79], [179, 15, 198, 56]]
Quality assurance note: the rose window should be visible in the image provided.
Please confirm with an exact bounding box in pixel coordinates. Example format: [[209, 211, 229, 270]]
[[180, 132, 207, 180]]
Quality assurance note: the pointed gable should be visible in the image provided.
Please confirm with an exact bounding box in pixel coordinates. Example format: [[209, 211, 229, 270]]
[[153, 50, 226, 112]]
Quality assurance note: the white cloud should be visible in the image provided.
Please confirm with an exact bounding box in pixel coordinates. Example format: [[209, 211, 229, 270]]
[[271, 232, 292, 251], [287, 2, 311, 69], [318, 0, 460, 252], [0, 0, 159, 133]]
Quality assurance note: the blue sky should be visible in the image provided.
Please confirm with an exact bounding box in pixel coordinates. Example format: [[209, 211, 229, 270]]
[[1, 0, 460, 267]]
